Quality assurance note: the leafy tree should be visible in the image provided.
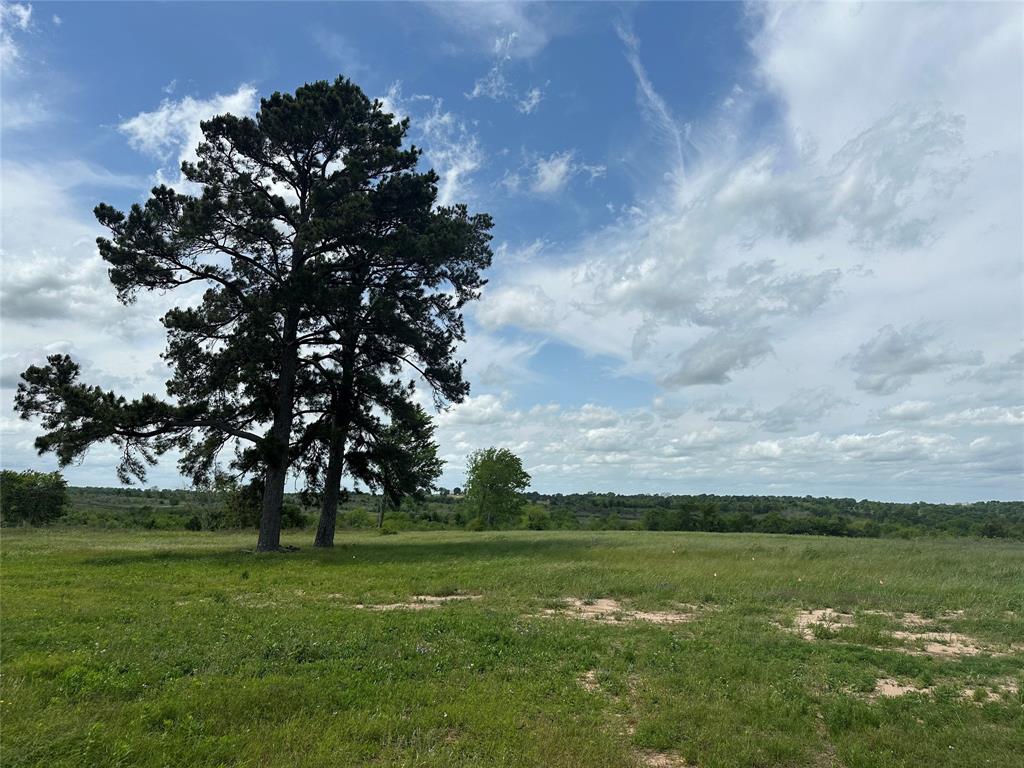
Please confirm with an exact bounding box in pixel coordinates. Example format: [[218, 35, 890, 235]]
[[521, 503, 551, 530], [13, 77, 491, 551], [0, 470, 68, 526], [463, 447, 531, 528]]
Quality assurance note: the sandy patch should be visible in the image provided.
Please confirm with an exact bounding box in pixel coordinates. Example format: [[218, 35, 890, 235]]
[[862, 610, 965, 628], [636, 750, 696, 767], [782, 609, 855, 640], [890, 631, 993, 658], [579, 669, 601, 693], [542, 598, 700, 625], [870, 677, 934, 699], [780, 607, 1016, 659], [960, 679, 1019, 703], [354, 594, 480, 611]]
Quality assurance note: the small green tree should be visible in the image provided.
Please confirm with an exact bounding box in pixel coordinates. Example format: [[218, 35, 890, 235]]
[[0, 470, 68, 526], [463, 447, 530, 529], [521, 503, 551, 530]]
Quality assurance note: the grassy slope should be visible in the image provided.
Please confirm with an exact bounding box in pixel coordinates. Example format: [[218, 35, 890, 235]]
[[1, 529, 1022, 767]]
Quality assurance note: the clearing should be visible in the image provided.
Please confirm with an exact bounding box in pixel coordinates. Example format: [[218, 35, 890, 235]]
[[1, 529, 1022, 767]]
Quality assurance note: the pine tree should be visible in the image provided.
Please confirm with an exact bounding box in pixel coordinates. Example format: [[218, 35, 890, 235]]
[[14, 77, 491, 551]]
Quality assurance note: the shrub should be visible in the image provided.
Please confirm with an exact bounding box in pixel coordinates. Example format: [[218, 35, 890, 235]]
[[521, 504, 551, 530]]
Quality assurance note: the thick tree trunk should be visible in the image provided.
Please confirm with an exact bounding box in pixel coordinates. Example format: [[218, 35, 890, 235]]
[[313, 420, 346, 548], [257, 460, 287, 551], [256, 305, 301, 553]]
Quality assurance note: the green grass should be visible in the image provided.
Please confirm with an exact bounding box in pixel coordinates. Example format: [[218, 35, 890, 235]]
[[2, 529, 1022, 767]]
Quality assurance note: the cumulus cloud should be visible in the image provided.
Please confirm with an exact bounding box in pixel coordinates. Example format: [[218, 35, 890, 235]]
[[661, 328, 774, 387], [118, 84, 259, 186], [848, 324, 983, 395], [428, 393, 1019, 500], [0, 161, 154, 328]]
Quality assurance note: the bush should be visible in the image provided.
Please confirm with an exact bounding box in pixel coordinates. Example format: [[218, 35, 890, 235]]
[[0, 470, 68, 526], [521, 504, 551, 530], [341, 507, 374, 529], [281, 502, 309, 529], [185, 515, 202, 531]]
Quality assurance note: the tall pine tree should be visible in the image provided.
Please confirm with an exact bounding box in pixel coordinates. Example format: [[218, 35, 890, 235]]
[[14, 77, 491, 551]]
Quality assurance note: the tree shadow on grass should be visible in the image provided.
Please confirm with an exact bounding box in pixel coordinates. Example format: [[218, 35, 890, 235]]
[[78, 532, 623, 569]]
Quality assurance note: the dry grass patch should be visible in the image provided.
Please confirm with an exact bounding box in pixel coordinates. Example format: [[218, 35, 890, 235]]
[[541, 597, 701, 625]]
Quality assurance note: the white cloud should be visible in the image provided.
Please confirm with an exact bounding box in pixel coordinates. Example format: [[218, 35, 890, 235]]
[[532, 151, 574, 194], [615, 17, 686, 176], [118, 84, 259, 186], [427, 1, 564, 59], [428, 394, 1020, 501], [464, 32, 547, 114], [382, 82, 484, 207], [0, 160, 194, 487], [500, 150, 605, 197], [420, 100, 484, 206], [0, 2, 31, 68], [461, 3, 1021, 499], [517, 87, 543, 115]]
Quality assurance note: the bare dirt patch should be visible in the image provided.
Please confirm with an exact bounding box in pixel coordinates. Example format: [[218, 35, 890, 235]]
[[354, 594, 480, 611], [890, 630, 989, 658], [636, 749, 696, 767], [541, 598, 700, 625], [578, 669, 601, 693], [782, 609, 855, 640], [869, 677, 934, 699], [960, 678, 1020, 703], [780, 607, 1016, 659]]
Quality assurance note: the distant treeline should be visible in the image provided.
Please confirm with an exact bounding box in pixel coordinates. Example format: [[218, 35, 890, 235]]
[[521, 492, 1024, 540], [4, 483, 1022, 540]]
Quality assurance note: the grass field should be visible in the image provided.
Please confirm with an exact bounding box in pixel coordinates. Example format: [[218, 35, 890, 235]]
[[2, 529, 1022, 767]]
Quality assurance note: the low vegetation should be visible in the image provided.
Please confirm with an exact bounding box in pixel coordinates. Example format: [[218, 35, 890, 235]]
[[2, 529, 1021, 767]]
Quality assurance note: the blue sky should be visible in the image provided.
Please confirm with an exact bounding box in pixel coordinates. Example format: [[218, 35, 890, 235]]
[[2, 2, 1022, 502]]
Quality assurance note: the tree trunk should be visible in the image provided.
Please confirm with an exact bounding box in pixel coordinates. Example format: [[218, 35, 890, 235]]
[[256, 305, 301, 553], [314, 418, 346, 547], [313, 349, 356, 548], [257, 460, 286, 551]]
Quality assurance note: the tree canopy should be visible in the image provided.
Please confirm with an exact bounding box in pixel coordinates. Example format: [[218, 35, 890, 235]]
[[463, 447, 531, 528], [13, 76, 492, 551]]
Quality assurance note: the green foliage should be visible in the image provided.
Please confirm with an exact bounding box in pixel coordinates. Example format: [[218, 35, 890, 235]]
[[201, 478, 263, 531], [520, 503, 551, 530], [341, 507, 374, 529], [13, 76, 493, 553], [462, 447, 531, 529], [0, 470, 67, 526]]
